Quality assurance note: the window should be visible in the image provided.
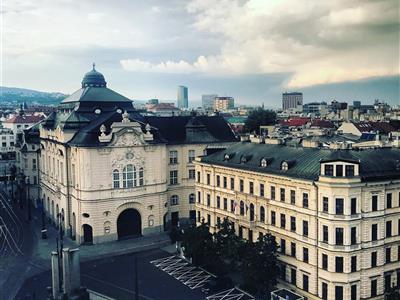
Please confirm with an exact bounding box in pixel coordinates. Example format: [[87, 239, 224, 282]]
[[216, 175, 220, 187], [303, 274, 309, 292], [240, 201, 245, 215], [260, 184, 264, 197], [188, 169, 195, 179], [323, 225, 329, 242], [335, 198, 344, 215], [351, 198, 357, 215], [207, 194, 211, 206], [290, 216, 296, 231], [303, 247, 309, 263], [260, 206, 265, 222], [303, 221, 308, 237], [249, 182, 254, 194], [223, 198, 227, 210], [238, 226, 243, 238], [216, 196, 220, 208], [188, 150, 195, 163], [325, 164, 333, 176], [335, 286, 343, 300], [291, 242, 296, 257], [386, 220, 392, 237], [216, 217, 221, 226], [387, 193, 392, 208], [223, 177, 227, 188], [322, 283, 328, 300], [372, 195, 378, 211], [271, 186, 275, 200], [169, 170, 178, 185], [138, 167, 144, 186], [371, 251, 377, 267], [207, 214, 211, 225], [336, 228, 343, 245], [230, 200, 235, 212], [336, 165, 343, 177], [197, 171, 201, 183], [271, 211, 276, 226], [280, 213, 286, 228], [123, 165, 134, 188], [351, 227, 357, 245], [322, 254, 328, 270], [170, 195, 179, 205], [230, 177, 234, 190], [335, 257, 343, 273], [207, 173, 210, 185], [323, 197, 329, 212], [371, 224, 378, 241], [303, 193, 309, 208], [385, 274, 391, 292], [351, 285, 357, 300], [249, 204, 255, 221], [386, 247, 391, 264], [351, 256, 357, 272], [189, 194, 195, 204], [113, 169, 120, 188], [169, 150, 178, 164], [290, 190, 296, 204], [32, 158, 37, 170], [371, 279, 377, 297], [290, 268, 296, 285], [280, 188, 285, 202], [346, 165, 355, 177], [239, 179, 244, 192]]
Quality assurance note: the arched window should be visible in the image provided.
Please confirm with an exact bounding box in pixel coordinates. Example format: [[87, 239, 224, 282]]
[[123, 165, 134, 188], [133, 166, 137, 186], [189, 193, 195, 204], [260, 206, 265, 222], [113, 169, 120, 188], [170, 195, 179, 206], [261, 158, 267, 167], [138, 167, 144, 186], [249, 203, 255, 221], [240, 201, 245, 215]]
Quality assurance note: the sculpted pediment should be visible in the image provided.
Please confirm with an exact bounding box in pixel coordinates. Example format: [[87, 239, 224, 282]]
[[111, 128, 146, 147]]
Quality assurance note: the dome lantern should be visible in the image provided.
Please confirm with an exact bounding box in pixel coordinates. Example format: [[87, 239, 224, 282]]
[[81, 63, 107, 88]]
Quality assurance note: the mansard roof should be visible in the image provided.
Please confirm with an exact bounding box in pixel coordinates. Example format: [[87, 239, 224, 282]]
[[200, 142, 400, 181]]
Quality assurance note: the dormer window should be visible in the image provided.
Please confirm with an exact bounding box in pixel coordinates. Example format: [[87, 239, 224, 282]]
[[94, 108, 102, 114], [224, 153, 230, 160], [281, 161, 289, 171], [240, 155, 252, 164], [261, 158, 267, 167]]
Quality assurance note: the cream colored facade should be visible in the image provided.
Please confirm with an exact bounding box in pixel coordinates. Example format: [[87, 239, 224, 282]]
[[195, 150, 400, 300]]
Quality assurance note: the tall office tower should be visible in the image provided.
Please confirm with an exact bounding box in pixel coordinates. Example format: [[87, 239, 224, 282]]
[[282, 92, 303, 110], [177, 86, 189, 109], [202, 94, 218, 109]]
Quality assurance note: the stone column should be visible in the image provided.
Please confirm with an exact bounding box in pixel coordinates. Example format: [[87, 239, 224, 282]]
[[62, 248, 71, 294], [51, 251, 60, 299], [69, 248, 81, 292]]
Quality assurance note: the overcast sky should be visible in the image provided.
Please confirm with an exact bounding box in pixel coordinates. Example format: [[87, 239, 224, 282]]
[[2, 0, 399, 107]]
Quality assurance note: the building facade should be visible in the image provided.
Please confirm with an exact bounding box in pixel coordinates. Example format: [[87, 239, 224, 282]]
[[282, 92, 303, 111], [177, 86, 188, 109], [0, 124, 15, 159], [195, 142, 400, 300], [214, 97, 234, 111], [202, 94, 218, 110], [37, 67, 236, 245]]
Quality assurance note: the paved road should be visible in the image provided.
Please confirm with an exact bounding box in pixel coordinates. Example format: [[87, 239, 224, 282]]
[[17, 249, 207, 300]]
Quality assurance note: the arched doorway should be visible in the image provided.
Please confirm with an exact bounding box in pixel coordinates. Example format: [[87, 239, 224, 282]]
[[117, 209, 141, 239], [82, 224, 93, 244]]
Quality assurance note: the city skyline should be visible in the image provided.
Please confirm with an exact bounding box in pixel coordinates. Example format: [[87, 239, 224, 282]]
[[2, 0, 399, 106]]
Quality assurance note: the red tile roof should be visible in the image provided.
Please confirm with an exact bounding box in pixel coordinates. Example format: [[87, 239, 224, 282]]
[[353, 121, 395, 134], [279, 117, 310, 127], [4, 115, 44, 124]]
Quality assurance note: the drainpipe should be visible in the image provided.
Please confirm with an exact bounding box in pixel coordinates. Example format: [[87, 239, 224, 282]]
[[65, 146, 72, 239], [313, 180, 319, 297]]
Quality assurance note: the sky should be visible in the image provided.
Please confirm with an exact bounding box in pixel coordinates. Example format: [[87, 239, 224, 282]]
[[1, 0, 399, 107]]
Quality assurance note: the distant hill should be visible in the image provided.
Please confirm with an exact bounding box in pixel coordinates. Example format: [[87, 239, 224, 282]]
[[0, 86, 68, 105]]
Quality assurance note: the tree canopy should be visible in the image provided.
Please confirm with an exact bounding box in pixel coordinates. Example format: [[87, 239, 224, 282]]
[[244, 108, 276, 133]]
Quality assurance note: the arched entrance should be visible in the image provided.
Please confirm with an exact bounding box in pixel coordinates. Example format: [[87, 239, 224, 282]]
[[82, 224, 93, 244], [117, 209, 142, 240]]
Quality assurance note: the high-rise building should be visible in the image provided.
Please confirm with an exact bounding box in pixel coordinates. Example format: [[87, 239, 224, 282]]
[[202, 94, 218, 110], [177, 86, 188, 109], [214, 97, 234, 111], [282, 92, 303, 111]]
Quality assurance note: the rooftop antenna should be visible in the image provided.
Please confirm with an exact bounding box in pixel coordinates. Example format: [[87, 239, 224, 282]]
[[92, 62, 96, 71]]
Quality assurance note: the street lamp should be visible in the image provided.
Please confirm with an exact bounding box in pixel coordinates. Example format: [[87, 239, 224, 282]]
[[25, 176, 31, 221]]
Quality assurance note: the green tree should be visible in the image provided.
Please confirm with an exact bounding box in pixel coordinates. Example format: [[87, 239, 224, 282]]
[[244, 108, 276, 133]]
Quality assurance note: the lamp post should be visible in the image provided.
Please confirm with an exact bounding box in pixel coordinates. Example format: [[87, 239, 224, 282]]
[[25, 176, 31, 221], [8, 164, 16, 204]]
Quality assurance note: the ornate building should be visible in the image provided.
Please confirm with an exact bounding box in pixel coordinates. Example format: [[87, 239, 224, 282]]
[[37, 66, 236, 244], [195, 142, 400, 300]]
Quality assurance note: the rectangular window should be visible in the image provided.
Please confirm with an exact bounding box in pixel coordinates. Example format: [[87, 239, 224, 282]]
[[303, 247, 309, 263], [216, 196, 220, 208], [372, 224, 378, 241], [216, 217, 221, 226], [188, 150, 195, 163], [207, 173, 210, 185], [260, 184, 264, 197], [387, 193, 392, 208], [336, 228, 344, 245], [351, 285, 357, 300], [220, 198, 226, 210], [230, 200, 235, 213], [280, 239, 286, 254], [290, 190, 296, 204], [322, 283, 328, 300], [349, 227, 356, 245], [351, 256, 357, 272], [169, 170, 178, 185], [325, 164, 333, 176], [386, 220, 392, 237], [271, 186, 275, 200], [249, 182, 254, 194], [346, 165, 355, 177], [290, 216, 296, 232], [371, 279, 377, 297], [223, 176, 227, 188], [303, 193, 309, 208], [230, 177, 234, 190], [291, 242, 296, 257], [303, 220, 309, 237], [385, 274, 391, 292], [351, 198, 357, 215], [32, 158, 37, 170], [239, 179, 244, 192], [335, 286, 343, 300], [335, 198, 344, 215], [207, 214, 211, 225], [371, 251, 377, 267], [188, 169, 195, 179], [290, 268, 296, 285], [336, 165, 343, 177], [280, 213, 286, 229], [335, 257, 343, 273], [303, 274, 309, 292], [197, 171, 201, 183], [207, 194, 210, 207], [197, 191, 201, 203], [271, 211, 276, 226], [169, 150, 178, 164], [322, 254, 328, 270], [323, 225, 329, 242], [372, 195, 378, 211], [386, 247, 391, 264], [113, 170, 120, 188], [280, 188, 285, 202], [323, 197, 329, 212], [216, 175, 220, 187]]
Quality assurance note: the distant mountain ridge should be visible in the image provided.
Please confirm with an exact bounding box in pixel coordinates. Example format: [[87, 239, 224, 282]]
[[0, 86, 68, 105]]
